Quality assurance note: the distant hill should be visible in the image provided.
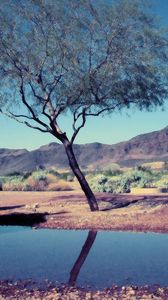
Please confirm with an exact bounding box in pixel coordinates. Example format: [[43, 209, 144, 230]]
[[0, 126, 168, 175]]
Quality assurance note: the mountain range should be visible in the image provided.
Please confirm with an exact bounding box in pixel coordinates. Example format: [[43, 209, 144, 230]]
[[0, 126, 168, 175]]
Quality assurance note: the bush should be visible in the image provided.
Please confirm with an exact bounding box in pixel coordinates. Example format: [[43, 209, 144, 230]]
[[47, 168, 60, 177], [103, 168, 122, 177], [6, 171, 22, 176], [103, 177, 130, 193], [3, 180, 25, 191], [88, 167, 156, 194], [88, 175, 108, 192], [31, 171, 48, 181], [22, 172, 32, 180], [47, 180, 73, 191], [67, 175, 74, 182], [154, 176, 168, 188], [25, 177, 48, 191]]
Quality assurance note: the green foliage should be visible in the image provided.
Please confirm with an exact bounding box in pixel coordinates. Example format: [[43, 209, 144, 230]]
[[88, 165, 166, 194], [66, 175, 74, 182], [163, 162, 168, 171], [6, 171, 22, 177], [103, 168, 123, 177], [22, 172, 32, 180], [31, 171, 47, 181], [0, 0, 168, 138], [2, 164, 168, 193], [47, 169, 60, 177], [1, 168, 73, 191]]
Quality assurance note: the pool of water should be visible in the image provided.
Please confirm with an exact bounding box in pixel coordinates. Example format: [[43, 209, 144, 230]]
[[0, 226, 168, 289]]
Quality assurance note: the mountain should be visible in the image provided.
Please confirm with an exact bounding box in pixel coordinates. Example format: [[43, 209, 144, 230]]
[[0, 126, 168, 175]]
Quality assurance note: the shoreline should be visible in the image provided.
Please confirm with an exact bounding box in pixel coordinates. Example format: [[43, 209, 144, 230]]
[[0, 281, 168, 300], [0, 191, 168, 233]]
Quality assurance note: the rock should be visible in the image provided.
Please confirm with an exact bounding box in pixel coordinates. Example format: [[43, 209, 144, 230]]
[[32, 203, 39, 209]]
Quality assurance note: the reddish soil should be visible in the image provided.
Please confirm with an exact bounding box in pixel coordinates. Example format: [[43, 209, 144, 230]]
[[0, 191, 168, 232]]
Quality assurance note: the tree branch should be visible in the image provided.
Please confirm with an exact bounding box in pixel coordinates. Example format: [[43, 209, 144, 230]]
[[71, 107, 87, 144], [8, 111, 35, 120], [19, 77, 51, 131], [0, 109, 49, 133]]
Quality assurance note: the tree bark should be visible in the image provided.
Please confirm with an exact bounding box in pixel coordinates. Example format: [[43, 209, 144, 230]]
[[68, 230, 97, 285], [63, 141, 99, 211]]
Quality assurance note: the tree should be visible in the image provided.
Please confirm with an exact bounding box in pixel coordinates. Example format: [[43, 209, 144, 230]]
[[0, 0, 168, 211]]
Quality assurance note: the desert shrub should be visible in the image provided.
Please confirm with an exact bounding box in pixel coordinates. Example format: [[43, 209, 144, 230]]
[[2, 175, 24, 183], [103, 176, 130, 193], [47, 180, 73, 191], [59, 172, 74, 181], [88, 167, 156, 194], [163, 162, 168, 170], [22, 172, 32, 180], [89, 175, 108, 192], [126, 168, 154, 188], [135, 165, 150, 172], [25, 176, 48, 191], [103, 168, 122, 177], [97, 175, 108, 185], [90, 183, 105, 192], [3, 179, 25, 191], [47, 168, 60, 177], [31, 171, 48, 181], [67, 175, 74, 182], [6, 171, 22, 176], [0, 177, 6, 183], [21, 184, 33, 191], [45, 173, 59, 183], [154, 176, 168, 188]]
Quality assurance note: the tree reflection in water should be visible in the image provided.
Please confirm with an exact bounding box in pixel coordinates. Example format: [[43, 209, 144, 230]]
[[68, 230, 97, 285]]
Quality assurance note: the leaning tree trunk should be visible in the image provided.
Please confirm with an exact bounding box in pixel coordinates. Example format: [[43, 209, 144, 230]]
[[63, 141, 99, 211]]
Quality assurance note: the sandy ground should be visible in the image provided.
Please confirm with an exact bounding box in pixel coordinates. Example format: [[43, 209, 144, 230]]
[[0, 191, 168, 232], [0, 191, 168, 299]]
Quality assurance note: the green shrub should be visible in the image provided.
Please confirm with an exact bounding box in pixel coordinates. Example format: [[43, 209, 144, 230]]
[[47, 168, 60, 177], [154, 176, 168, 188], [3, 179, 25, 191], [88, 167, 157, 194], [67, 175, 74, 182], [6, 171, 22, 176], [22, 172, 32, 180], [103, 168, 122, 177]]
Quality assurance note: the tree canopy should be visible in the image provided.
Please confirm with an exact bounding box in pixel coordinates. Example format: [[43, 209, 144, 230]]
[[0, 0, 167, 144]]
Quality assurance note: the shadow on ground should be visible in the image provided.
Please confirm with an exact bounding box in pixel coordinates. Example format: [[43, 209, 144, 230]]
[[0, 212, 48, 226]]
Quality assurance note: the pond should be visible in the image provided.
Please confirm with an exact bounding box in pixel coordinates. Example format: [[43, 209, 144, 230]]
[[0, 226, 168, 289]]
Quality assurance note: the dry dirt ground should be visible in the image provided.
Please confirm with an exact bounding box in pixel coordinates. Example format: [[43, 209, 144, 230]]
[[0, 191, 168, 232], [0, 191, 168, 299]]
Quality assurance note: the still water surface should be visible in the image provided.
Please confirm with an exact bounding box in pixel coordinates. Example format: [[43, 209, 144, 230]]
[[0, 226, 168, 289]]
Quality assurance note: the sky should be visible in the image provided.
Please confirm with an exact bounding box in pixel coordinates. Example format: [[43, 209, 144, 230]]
[[0, 0, 168, 150]]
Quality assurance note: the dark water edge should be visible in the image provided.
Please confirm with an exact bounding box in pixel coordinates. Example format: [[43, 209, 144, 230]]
[[0, 226, 168, 290], [0, 213, 47, 226]]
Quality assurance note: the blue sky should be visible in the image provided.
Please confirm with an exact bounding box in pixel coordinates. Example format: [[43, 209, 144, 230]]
[[1, 0, 168, 150]]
